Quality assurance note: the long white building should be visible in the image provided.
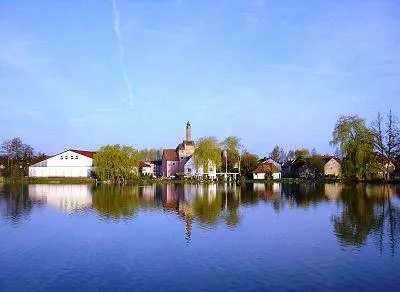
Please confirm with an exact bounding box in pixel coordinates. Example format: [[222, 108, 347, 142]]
[[29, 149, 95, 178]]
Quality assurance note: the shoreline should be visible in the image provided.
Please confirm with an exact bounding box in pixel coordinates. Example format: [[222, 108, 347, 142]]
[[2, 177, 400, 185]]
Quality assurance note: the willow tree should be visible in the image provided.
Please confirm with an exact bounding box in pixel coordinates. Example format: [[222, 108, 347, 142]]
[[93, 144, 140, 183], [331, 116, 374, 179], [193, 137, 222, 172]]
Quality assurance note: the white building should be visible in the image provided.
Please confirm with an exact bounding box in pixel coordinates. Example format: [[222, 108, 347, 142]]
[[28, 149, 95, 178], [184, 156, 217, 180], [252, 162, 282, 180]]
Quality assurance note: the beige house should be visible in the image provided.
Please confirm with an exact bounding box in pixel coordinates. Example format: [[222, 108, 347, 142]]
[[324, 157, 341, 177]]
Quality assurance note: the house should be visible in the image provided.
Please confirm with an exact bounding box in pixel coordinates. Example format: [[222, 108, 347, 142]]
[[184, 156, 217, 180], [253, 162, 281, 179], [323, 157, 341, 177], [162, 121, 195, 177], [28, 149, 95, 178], [139, 162, 153, 176], [282, 156, 341, 178], [259, 157, 282, 171]]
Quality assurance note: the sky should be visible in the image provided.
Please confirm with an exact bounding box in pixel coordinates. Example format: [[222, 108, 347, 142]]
[[1, 0, 400, 157]]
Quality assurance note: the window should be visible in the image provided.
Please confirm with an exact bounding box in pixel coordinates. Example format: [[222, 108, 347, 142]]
[[76, 156, 78, 159], [71, 156, 74, 159], [60, 156, 63, 160], [65, 156, 68, 159]]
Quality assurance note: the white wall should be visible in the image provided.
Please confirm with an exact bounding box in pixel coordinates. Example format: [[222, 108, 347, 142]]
[[253, 172, 281, 179]]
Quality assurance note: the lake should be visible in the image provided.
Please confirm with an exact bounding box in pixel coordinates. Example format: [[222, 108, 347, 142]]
[[0, 182, 399, 291]]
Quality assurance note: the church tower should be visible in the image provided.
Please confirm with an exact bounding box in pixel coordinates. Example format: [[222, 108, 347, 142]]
[[186, 121, 192, 142]]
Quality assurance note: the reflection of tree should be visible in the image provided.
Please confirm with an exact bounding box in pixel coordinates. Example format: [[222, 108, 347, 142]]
[[92, 185, 157, 220], [333, 184, 400, 253], [0, 184, 37, 226], [192, 186, 222, 226]]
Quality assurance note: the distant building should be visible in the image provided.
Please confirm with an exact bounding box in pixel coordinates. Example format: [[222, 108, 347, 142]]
[[184, 156, 217, 180], [259, 157, 282, 171], [282, 156, 341, 178], [252, 162, 281, 179], [28, 149, 95, 178], [162, 121, 195, 178]]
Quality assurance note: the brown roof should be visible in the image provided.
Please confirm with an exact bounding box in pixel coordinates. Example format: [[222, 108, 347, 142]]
[[163, 149, 179, 161], [253, 162, 281, 174]]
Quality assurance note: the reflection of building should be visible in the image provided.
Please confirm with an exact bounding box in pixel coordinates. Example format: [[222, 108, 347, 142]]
[[28, 184, 92, 211], [29, 149, 95, 178], [324, 183, 342, 200], [253, 183, 280, 198]]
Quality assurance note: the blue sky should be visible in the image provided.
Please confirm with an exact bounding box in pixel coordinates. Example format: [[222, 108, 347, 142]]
[[1, 0, 399, 156]]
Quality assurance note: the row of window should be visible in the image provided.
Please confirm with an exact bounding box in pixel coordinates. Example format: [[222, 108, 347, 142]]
[[60, 155, 79, 160]]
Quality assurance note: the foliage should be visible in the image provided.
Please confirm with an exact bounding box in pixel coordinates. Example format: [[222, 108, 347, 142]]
[[269, 145, 286, 163], [193, 137, 222, 172], [93, 144, 140, 183], [138, 148, 162, 161], [294, 148, 311, 159], [371, 110, 400, 180], [240, 152, 259, 177], [221, 136, 243, 172], [331, 115, 374, 179], [0, 137, 41, 177]]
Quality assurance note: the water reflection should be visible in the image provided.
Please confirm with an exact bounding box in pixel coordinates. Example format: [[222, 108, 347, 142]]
[[0, 184, 37, 226], [332, 184, 400, 253], [0, 182, 399, 251], [28, 184, 92, 212]]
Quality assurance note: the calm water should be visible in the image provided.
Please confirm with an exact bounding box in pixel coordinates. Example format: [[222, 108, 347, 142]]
[[0, 183, 399, 291]]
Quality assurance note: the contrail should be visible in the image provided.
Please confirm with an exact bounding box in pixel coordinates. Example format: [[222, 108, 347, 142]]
[[112, 0, 134, 110]]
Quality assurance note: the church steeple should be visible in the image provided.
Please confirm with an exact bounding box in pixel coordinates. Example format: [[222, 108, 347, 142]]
[[186, 121, 191, 142]]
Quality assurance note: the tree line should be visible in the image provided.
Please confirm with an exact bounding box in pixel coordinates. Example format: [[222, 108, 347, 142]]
[[2, 110, 399, 182], [0, 138, 47, 178]]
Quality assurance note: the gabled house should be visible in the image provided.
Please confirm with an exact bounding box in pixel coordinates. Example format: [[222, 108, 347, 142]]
[[184, 156, 217, 180], [259, 157, 282, 171], [28, 149, 95, 178], [253, 162, 281, 179]]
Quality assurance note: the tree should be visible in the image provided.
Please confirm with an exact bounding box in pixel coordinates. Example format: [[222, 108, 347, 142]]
[[269, 145, 286, 163], [0, 138, 38, 177], [138, 148, 162, 161], [372, 111, 400, 180], [331, 116, 374, 179], [221, 136, 243, 172], [93, 145, 140, 183], [385, 110, 400, 179], [286, 150, 295, 161], [240, 152, 259, 177], [193, 137, 222, 172], [294, 148, 311, 159]]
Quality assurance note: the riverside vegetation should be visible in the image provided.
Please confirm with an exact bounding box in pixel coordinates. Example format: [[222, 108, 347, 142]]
[[1, 110, 399, 183]]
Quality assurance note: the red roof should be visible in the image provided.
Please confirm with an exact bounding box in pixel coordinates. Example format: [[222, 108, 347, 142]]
[[163, 149, 179, 161], [253, 162, 281, 174], [139, 162, 151, 167], [70, 149, 96, 158]]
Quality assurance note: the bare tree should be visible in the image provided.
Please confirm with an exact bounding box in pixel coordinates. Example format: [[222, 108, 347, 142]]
[[385, 110, 400, 180]]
